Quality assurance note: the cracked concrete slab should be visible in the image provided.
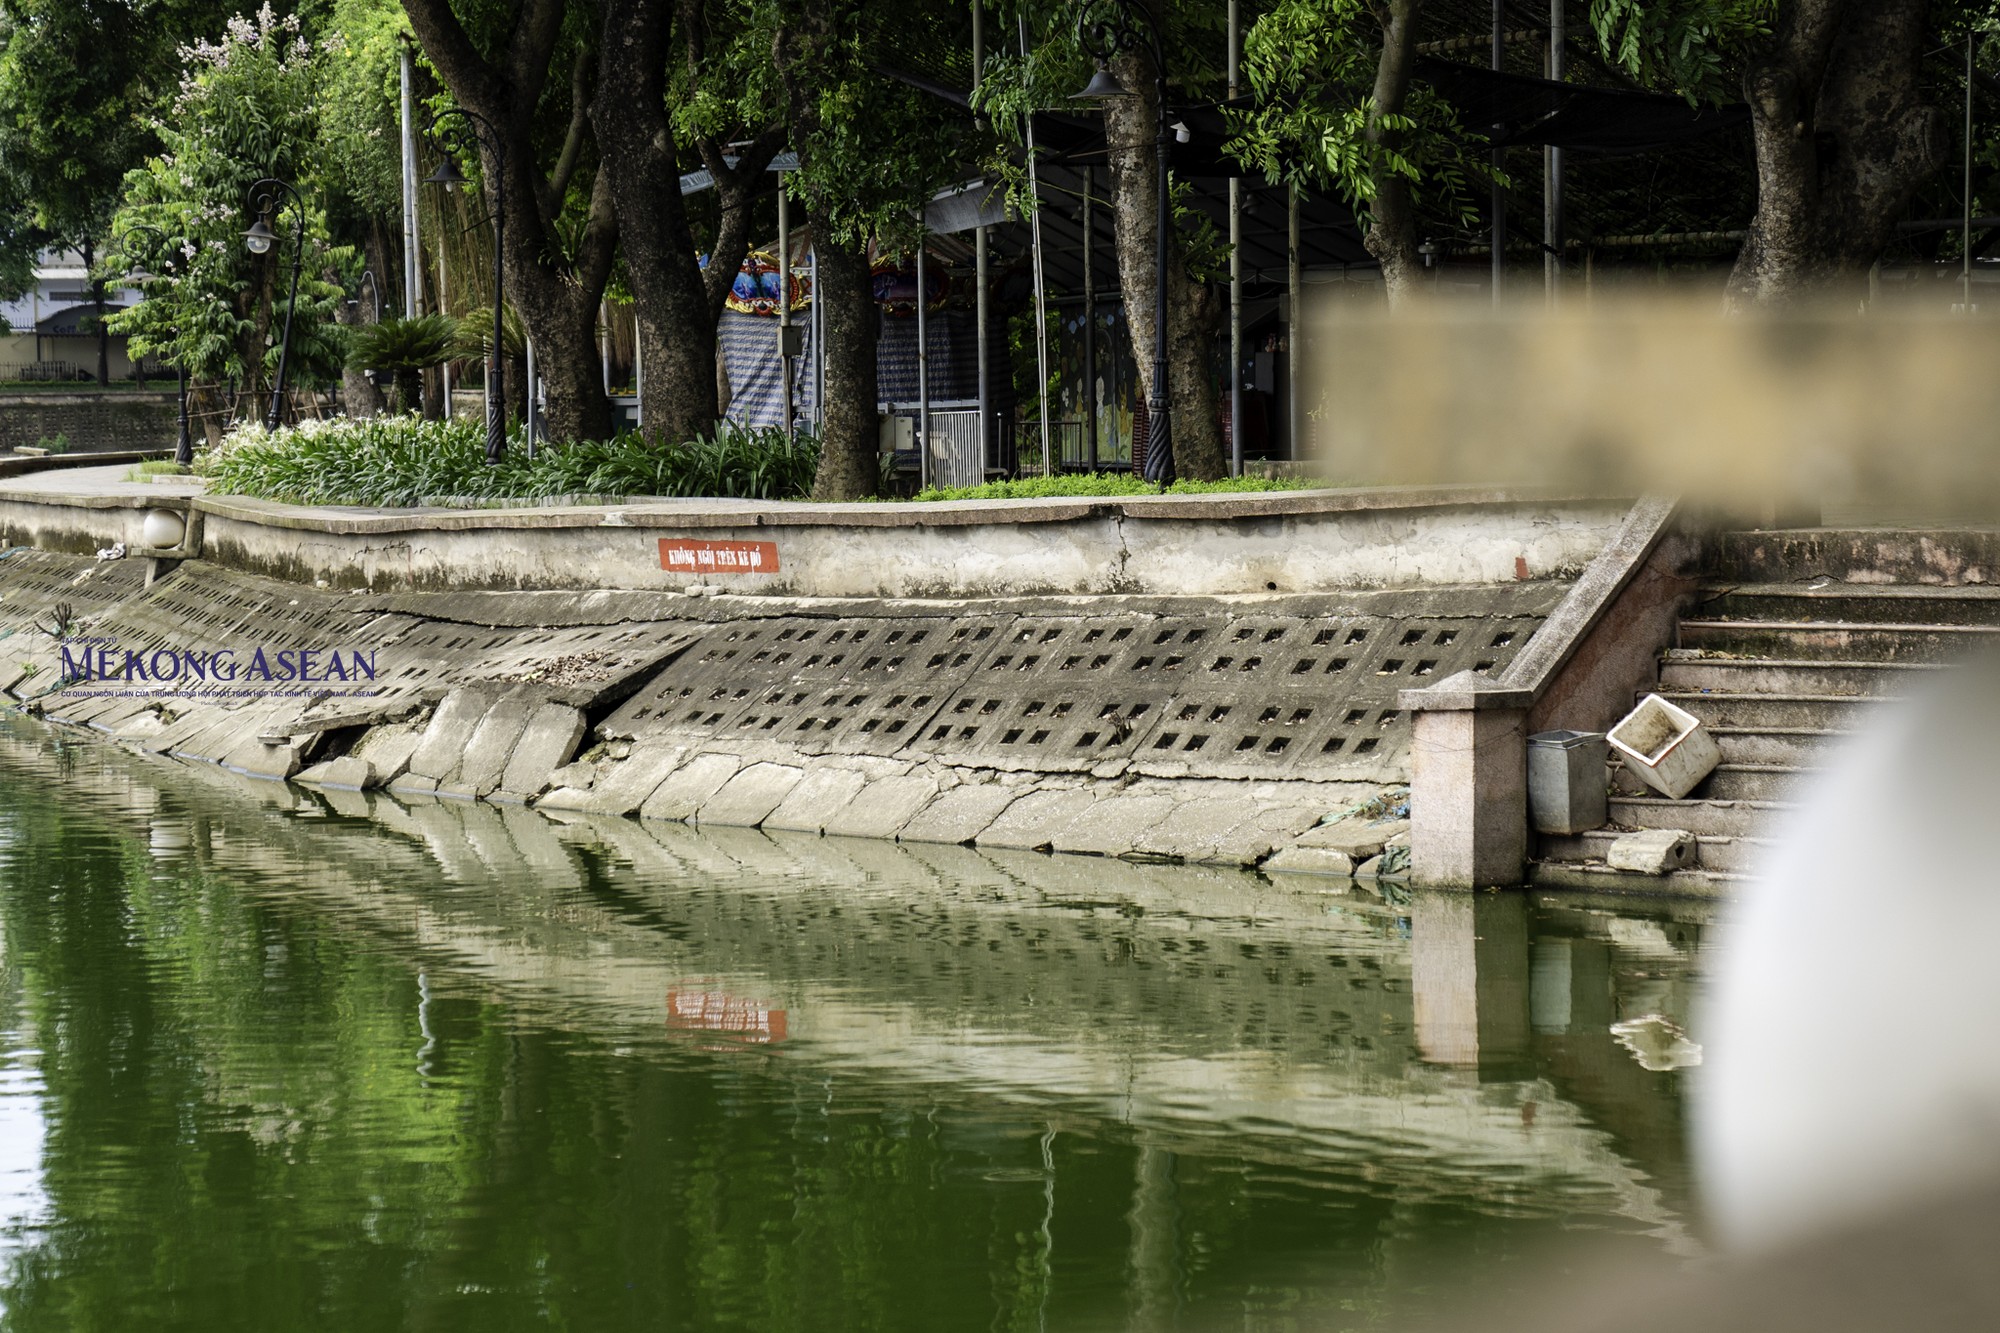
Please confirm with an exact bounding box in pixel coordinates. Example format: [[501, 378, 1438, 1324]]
[[697, 762, 805, 827], [820, 772, 941, 840], [762, 767, 869, 834], [499, 703, 587, 799], [896, 780, 1024, 846], [638, 751, 741, 822]]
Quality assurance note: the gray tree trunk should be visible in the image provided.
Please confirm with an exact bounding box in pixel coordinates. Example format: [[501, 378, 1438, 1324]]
[[805, 210, 879, 501], [1364, 0, 1425, 308], [1102, 36, 1228, 481], [1728, 0, 1941, 308], [597, 0, 716, 448], [403, 0, 618, 442]]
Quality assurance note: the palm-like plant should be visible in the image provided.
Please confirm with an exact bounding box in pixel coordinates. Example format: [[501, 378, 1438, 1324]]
[[345, 314, 461, 415]]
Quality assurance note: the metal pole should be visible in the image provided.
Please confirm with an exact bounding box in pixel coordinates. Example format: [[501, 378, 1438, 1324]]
[[265, 191, 305, 431], [174, 363, 192, 466], [1228, 0, 1243, 475], [1546, 0, 1564, 304], [1966, 31, 1976, 313], [1083, 165, 1098, 471], [1021, 15, 1053, 476], [779, 182, 794, 441], [1491, 0, 1505, 305], [916, 238, 930, 488], [1287, 183, 1300, 462], [525, 337, 537, 458], [399, 41, 420, 318], [973, 0, 992, 472], [437, 231, 451, 413], [811, 246, 823, 436]]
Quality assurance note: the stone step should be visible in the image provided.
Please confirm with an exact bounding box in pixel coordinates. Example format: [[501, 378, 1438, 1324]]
[[1697, 582, 2000, 627], [1529, 861, 1741, 893], [1537, 828, 1774, 875], [1701, 763, 1816, 802], [1651, 690, 1887, 730], [1677, 619, 1999, 664], [1709, 726, 1853, 767], [1713, 529, 2000, 587], [1608, 795, 1795, 840], [1658, 655, 1942, 697]]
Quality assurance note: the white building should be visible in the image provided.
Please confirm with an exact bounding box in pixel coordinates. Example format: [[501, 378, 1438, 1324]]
[[0, 249, 145, 381]]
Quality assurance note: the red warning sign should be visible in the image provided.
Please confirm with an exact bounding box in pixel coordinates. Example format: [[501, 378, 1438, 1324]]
[[658, 538, 780, 575]]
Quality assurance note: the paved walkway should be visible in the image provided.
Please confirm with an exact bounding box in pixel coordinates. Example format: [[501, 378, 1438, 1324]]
[[0, 462, 204, 500]]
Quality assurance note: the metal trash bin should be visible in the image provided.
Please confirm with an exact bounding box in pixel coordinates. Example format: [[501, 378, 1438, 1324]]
[[1527, 730, 1610, 835]]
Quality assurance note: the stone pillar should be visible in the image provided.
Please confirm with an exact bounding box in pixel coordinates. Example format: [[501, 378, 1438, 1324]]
[[1400, 671, 1532, 889]]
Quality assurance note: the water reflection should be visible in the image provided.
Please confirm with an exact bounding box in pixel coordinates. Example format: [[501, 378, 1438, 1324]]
[[0, 720, 1711, 1330]]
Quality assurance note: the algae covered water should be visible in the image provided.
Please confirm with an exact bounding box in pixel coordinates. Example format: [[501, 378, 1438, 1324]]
[[0, 720, 1707, 1330]]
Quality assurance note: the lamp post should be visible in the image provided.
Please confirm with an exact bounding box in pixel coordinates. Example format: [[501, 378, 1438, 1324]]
[[117, 224, 195, 467], [1072, 0, 1175, 488], [243, 177, 308, 431], [423, 108, 508, 465]]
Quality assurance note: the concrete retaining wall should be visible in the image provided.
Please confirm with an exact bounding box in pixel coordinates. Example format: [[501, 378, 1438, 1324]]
[[0, 392, 179, 454], [185, 485, 1621, 598]]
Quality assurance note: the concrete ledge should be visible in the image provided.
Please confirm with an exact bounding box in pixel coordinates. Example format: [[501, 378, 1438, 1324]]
[[170, 484, 1628, 597]]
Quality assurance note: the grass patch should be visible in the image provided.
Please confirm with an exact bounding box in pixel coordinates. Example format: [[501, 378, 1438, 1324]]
[[201, 415, 819, 507], [909, 472, 1322, 502], [125, 459, 190, 481]]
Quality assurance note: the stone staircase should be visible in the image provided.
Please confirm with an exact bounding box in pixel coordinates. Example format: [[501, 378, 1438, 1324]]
[[1534, 528, 2000, 888]]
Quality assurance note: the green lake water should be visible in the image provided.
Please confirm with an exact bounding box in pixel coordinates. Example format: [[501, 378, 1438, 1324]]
[[0, 720, 1710, 1330]]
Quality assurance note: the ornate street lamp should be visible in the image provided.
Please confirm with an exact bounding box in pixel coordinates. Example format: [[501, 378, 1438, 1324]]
[[243, 177, 308, 431], [117, 223, 195, 467], [1072, 0, 1176, 487], [423, 109, 509, 465]]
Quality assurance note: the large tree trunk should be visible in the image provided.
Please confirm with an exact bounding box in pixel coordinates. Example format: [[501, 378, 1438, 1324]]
[[1102, 30, 1227, 481], [82, 236, 110, 386], [597, 0, 717, 448], [1727, 0, 1940, 308], [805, 213, 878, 500], [403, 0, 617, 443], [1363, 0, 1425, 308], [333, 294, 382, 417]]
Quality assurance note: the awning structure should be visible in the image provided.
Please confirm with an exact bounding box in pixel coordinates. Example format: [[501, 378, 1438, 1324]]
[[1412, 57, 1749, 153]]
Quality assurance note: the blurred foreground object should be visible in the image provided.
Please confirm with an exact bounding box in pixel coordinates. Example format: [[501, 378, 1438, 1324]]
[[1304, 297, 2000, 524], [1699, 651, 2000, 1251]]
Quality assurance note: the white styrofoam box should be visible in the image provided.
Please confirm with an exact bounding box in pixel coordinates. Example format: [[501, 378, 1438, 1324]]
[[1607, 692, 1722, 800]]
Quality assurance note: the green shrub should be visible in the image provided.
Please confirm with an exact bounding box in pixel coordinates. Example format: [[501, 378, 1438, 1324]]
[[910, 471, 1322, 502], [34, 432, 70, 454], [200, 415, 820, 507]]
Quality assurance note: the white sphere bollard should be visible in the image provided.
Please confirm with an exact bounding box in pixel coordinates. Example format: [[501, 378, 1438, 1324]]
[[141, 509, 186, 549]]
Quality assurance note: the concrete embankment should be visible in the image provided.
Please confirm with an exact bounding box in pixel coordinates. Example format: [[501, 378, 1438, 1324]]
[[0, 468, 1641, 876]]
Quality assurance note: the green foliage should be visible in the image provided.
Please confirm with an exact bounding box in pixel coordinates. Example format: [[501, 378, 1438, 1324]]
[[34, 431, 69, 453], [1589, 0, 1775, 106], [910, 471, 1320, 502], [770, 0, 968, 252], [314, 0, 407, 225], [107, 8, 350, 388], [1231, 0, 1495, 228], [346, 313, 460, 372], [125, 459, 191, 480], [201, 415, 822, 506]]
